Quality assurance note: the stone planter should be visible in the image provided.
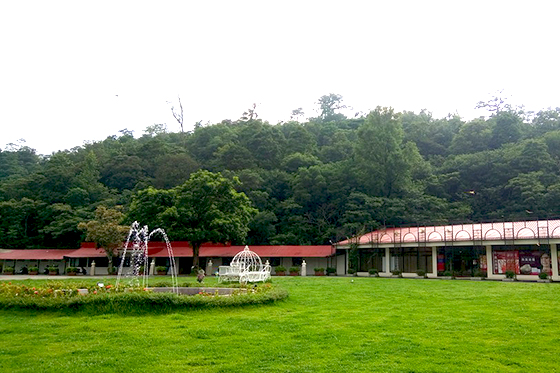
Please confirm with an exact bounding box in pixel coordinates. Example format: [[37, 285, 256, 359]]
[[49, 271, 57, 276], [2, 272, 14, 275], [438, 276, 453, 280], [157, 271, 167, 275], [314, 272, 325, 276], [66, 272, 77, 276], [289, 272, 299, 276], [275, 272, 286, 276], [537, 279, 552, 283], [470, 277, 484, 281], [502, 278, 516, 282]]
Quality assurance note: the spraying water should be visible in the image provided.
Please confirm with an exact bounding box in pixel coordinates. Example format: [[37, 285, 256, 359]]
[[116, 222, 178, 294]]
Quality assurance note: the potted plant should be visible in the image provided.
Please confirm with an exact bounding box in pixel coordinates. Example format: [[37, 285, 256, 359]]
[[347, 268, 357, 276], [472, 270, 486, 280], [289, 266, 300, 276], [416, 269, 426, 278], [28, 266, 39, 275], [314, 267, 325, 276], [503, 270, 516, 281], [47, 265, 58, 275], [66, 267, 78, 276], [107, 266, 117, 275], [538, 272, 551, 283], [156, 266, 167, 275], [391, 269, 402, 278], [368, 268, 379, 277], [274, 266, 286, 276], [2, 266, 14, 275], [439, 270, 453, 279], [326, 267, 337, 276]]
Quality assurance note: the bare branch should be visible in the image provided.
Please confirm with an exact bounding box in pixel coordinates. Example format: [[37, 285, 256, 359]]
[[171, 96, 184, 132]]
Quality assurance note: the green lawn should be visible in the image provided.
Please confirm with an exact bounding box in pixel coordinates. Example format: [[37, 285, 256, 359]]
[[0, 276, 559, 372]]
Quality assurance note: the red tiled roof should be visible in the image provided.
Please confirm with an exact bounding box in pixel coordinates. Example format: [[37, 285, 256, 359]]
[[64, 247, 107, 258], [150, 245, 334, 258], [0, 243, 334, 260], [0, 249, 76, 260]]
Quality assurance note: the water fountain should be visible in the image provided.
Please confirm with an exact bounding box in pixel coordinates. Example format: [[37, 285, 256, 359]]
[[116, 222, 179, 294]]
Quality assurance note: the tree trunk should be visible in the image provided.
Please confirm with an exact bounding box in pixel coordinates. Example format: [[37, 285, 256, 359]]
[[192, 243, 201, 271]]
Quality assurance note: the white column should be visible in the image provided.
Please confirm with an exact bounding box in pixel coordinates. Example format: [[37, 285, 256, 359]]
[[384, 247, 391, 275], [485, 245, 494, 279], [430, 247, 437, 278], [551, 244, 559, 281]]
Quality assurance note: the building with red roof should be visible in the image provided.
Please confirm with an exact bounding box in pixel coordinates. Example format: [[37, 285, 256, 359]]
[[336, 219, 560, 281], [0, 242, 335, 276]]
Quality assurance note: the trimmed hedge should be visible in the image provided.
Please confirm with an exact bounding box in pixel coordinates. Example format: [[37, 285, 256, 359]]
[[0, 285, 288, 314]]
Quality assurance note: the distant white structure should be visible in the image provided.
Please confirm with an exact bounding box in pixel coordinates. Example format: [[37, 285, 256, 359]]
[[218, 245, 271, 284]]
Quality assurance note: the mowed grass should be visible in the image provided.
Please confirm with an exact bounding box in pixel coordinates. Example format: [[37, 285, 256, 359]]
[[0, 276, 559, 372]]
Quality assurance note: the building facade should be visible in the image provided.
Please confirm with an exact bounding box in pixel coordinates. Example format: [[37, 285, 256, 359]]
[[336, 219, 560, 281], [0, 243, 335, 276]]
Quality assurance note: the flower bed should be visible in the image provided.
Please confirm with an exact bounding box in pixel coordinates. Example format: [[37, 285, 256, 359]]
[[0, 281, 288, 313]]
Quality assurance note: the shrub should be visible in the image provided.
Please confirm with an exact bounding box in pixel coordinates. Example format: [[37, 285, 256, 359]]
[[347, 268, 357, 275], [538, 272, 549, 280], [416, 270, 426, 277], [443, 271, 452, 277], [28, 266, 39, 272], [66, 267, 78, 274], [391, 269, 402, 277], [0, 282, 289, 314], [473, 270, 487, 278], [368, 268, 379, 276], [313, 267, 324, 272], [274, 266, 286, 273], [47, 266, 58, 272], [505, 270, 516, 279], [107, 267, 117, 275], [326, 267, 336, 275], [156, 266, 167, 273], [3, 266, 14, 273], [288, 266, 300, 274]]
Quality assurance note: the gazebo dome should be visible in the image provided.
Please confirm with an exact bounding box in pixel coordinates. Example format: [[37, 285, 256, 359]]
[[231, 245, 263, 272]]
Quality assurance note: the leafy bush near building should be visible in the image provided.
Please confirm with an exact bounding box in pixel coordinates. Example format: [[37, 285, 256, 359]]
[[538, 272, 549, 280]]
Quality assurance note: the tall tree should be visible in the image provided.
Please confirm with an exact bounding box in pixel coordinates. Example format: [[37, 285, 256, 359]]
[[166, 170, 257, 268], [316, 93, 347, 122], [78, 206, 129, 271], [355, 107, 410, 197]]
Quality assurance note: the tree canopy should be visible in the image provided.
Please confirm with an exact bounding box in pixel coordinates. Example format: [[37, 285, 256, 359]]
[[1, 95, 559, 252]]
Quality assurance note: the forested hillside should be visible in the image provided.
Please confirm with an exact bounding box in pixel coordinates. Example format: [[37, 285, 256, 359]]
[[2, 95, 560, 249]]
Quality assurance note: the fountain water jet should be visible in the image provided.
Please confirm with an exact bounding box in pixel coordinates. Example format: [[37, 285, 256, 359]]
[[116, 222, 178, 294]]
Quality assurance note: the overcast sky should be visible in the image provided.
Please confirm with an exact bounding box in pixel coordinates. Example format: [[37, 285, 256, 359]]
[[1, 1, 559, 155]]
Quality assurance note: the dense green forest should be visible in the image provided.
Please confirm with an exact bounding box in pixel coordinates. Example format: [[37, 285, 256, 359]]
[[2, 94, 560, 249]]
